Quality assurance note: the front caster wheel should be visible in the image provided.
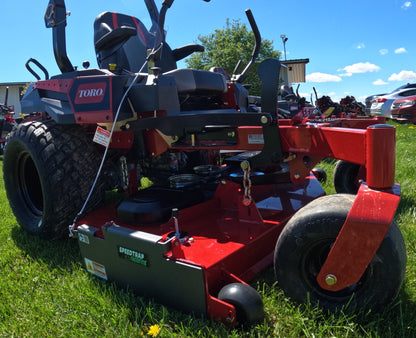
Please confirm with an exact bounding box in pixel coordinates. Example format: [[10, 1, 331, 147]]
[[218, 283, 264, 326], [312, 167, 327, 183], [333, 160, 364, 194], [274, 194, 406, 312]]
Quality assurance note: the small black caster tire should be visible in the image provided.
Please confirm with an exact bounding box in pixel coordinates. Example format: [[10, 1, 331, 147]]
[[218, 283, 264, 326], [333, 160, 363, 194], [312, 167, 327, 183]]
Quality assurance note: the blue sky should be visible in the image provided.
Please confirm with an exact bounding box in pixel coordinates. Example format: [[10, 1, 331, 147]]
[[1, 0, 415, 103]]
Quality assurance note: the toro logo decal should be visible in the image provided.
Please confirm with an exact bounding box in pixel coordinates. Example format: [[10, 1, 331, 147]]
[[74, 82, 107, 104]]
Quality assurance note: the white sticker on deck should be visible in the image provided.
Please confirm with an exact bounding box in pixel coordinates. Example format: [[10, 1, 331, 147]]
[[248, 134, 264, 144], [93, 126, 111, 147], [78, 233, 90, 245], [85, 258, 108, 280]]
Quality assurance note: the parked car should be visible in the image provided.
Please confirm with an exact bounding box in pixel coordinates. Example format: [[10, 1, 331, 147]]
[[370, 84, 416, 118], [365, 94, 385, 115], [391, 95, 416, 123]]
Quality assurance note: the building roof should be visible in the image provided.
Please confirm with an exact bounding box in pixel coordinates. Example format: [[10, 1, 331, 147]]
[[281, 58, 310, 66], [281, 58, 310, 83], [0, 82, 29, 87]]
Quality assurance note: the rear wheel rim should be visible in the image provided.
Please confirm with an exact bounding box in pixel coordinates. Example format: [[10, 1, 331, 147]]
[[17, 152, 43, 219], [302, 238, 372, 301]]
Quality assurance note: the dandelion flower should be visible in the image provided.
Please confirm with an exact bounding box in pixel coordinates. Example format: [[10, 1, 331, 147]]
[[147, 324, 161, 337]]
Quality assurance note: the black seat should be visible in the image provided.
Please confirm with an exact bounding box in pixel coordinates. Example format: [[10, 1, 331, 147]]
[[94, 12, 227, 99], [94, 11, 177, 73], [165, 68, 227, 94]]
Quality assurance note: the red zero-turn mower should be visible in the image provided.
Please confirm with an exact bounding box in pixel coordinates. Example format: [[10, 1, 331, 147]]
[[0, 87, 16, 155], [3, 0, 406, 326]]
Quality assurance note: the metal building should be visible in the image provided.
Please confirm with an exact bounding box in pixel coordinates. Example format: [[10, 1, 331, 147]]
[[0, 82, 29, 114]]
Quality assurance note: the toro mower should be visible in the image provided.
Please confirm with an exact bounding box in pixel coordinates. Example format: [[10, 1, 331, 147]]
[[0, 87, 16, 155], [3, 0, 406, 326], [308, 88, 367, 120]]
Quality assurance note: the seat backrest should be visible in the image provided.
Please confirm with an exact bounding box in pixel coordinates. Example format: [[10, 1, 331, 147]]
[[93, 11, 227, 111], [94, 12, 177, 73]]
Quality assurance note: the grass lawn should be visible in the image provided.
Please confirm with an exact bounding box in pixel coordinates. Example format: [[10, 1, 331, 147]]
[[1, 121, 415, 337]]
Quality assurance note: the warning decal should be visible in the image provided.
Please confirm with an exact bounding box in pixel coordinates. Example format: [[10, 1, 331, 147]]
[[248, 134, 264, 144], [93, 126, 111, 147], [78, 233, 90, 245], [84, 258, 108, 280]]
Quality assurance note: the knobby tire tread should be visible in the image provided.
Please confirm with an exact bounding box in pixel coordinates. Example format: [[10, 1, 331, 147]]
[[4, 120, 106, 239]]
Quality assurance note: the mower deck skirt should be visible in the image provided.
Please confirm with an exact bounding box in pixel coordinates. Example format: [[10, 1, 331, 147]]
[[76, 177, 325, 321]]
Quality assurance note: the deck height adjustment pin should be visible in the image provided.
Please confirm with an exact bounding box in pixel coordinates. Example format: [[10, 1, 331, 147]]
[[172, 208, 180, 240]]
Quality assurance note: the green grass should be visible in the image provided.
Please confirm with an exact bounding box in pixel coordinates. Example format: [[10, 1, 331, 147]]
[[1, 121, 416, 337]]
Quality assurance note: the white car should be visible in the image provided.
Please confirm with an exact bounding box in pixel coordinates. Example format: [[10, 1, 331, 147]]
[[370, 85, 416, 118]]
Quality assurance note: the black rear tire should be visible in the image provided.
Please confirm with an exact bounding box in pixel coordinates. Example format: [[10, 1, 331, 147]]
[[3, 120, 106, 239], [274, 194, 407, 312]]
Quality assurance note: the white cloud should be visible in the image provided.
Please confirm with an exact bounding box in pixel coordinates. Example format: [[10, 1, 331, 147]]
[[373, 79, 388, 85], [388, 70, 416, 82], [395, 47, 407, 54], [299, 92, 312, 99], [379, 49, 388, 55], [340, 62, 380, 77], [306, 72, 342, 83], [402, 1, 412, 9], [356, 43, 365, 49]]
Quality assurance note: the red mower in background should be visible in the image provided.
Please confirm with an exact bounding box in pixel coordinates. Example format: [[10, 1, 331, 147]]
[[0, 87, 42, 155], [308, 89, 367, 120], [3, 0, 406, 326], [0, 87, 16, 155]]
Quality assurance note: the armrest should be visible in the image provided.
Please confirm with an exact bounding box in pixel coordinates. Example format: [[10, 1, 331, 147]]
[[172, 44, 204, 61]]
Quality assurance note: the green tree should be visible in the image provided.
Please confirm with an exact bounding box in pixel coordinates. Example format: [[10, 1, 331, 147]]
[[185, 18, 281, 96]]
